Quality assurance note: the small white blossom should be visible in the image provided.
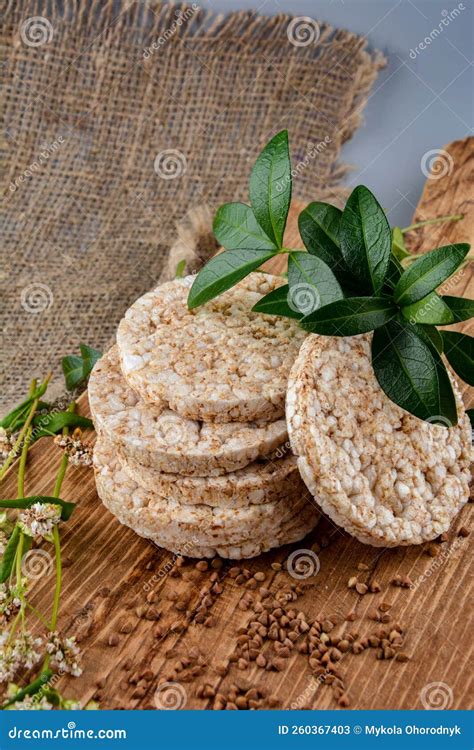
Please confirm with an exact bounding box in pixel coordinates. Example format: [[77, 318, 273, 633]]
[[0, 631, 43, 683], [46, 632, 82, 677], [11, 694, 54, 710], [18, 503, 61, 541], [0, 428, 14, 462], [54, 433, 93, 467]]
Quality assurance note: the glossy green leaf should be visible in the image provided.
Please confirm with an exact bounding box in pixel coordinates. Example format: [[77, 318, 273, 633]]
[[391, 227, 411, 261], [287, 252, 343, 316], [252, 285, 302, 319], [441, 331, 474, 386], [382, 254, 404, 294], [401, 292, 454, 325], [0, 495, 76, 521], [187, 248, 276, 309], [213, 203, 277, 252], [0, 384, 48, 430], [249, 130, 291, 249], [80, 344, 102, 378], [31, 412, 93, 442], [301, 297, 397, 335], [441, 295, 474, 323], [394, 243, 470, 306], [62, 355, 85, 390], [372, 319, 458, 425], [339, 185, 392, 294], [0, 525, 21, 583], [414, 324, 444, 355]]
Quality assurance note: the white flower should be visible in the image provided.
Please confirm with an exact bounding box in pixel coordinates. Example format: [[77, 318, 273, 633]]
[[18, 503, 61, 541], [46, 632, 82, 677]]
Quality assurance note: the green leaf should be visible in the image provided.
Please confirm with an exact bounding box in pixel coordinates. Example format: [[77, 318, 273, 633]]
[[79, 344, 102, 378], [466, 408, 474, 431], [249, 130, 291, 249], [401, 292, 454, 325], [251, 285, 302, 319], [441, 331, 474, 386], [301, 297, 397, 336], [298, 202, 357, 290], [339, 185, 392, 294], [287, 252, 343, 316], [394, 243, 470, 306], [441, 295, 474, 323], [372, 319, 458, 425], [62, 355, 85, 390], [213, 203, 277, 252], [31, 412, 93, 442], [414, 324, 444, 355], [392, 227, 411, 261], [0, 496, 76, 521], [1, 670, 53, 709], [175, 259, 186, 278], [187, 248, 276, 309], [382, 254, 404, 294], [0, 525, 21, 583], [298, 202, 341, 263], [0, 384, 48, 430]]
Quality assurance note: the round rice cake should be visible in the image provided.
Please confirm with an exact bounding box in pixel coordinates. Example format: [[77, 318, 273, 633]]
[[117, 444, 304, 508], [89, 347, 288, 476], [286, 334, 472, 547], [116, 273, 307, 423], [93, 437, 319, 553]]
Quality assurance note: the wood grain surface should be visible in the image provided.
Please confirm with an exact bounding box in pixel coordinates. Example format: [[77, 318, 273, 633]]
[[2, 139, 473, 711]]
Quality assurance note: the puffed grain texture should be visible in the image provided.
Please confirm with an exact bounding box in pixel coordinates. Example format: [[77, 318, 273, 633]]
[[88, 347, 288, 476], [117, 444, 304, 508], [116, 273, 307, 423], [286, 335, 472, 547], [93, 437, 319, 558]]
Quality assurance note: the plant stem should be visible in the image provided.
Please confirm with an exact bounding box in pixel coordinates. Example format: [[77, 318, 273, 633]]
[[0, 374, 51, 482], [401, 213, 463, 233], [43, 401, 75, 670], [17, 427, 31, 499]]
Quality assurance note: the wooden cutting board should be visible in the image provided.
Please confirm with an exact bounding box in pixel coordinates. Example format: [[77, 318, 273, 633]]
[[2, 138, 473, 711]]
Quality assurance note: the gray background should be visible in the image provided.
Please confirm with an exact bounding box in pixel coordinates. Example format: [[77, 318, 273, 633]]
[[201, 0, 473, 226]]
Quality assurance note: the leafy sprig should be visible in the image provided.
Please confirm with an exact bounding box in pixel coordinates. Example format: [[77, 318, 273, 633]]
[[0, 361, 96, 709], [188, 130, 473, 426]]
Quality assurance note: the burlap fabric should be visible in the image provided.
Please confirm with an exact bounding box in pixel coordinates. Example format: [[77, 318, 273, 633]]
[[1, 0, 385, 410]]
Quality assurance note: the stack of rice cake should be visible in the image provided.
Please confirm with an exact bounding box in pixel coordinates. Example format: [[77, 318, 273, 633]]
[[90, 273, 319, 559]]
